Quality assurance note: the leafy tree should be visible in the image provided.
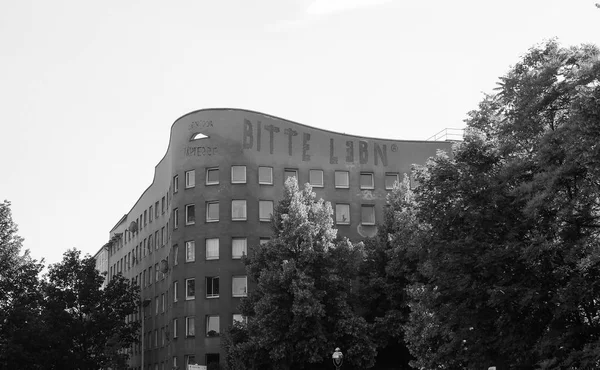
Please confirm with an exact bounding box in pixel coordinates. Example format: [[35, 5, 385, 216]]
[[223, 178, 376, 370], [42, 249, 140, 370], [403, 40, 600, 369], [0, 200, 45, 370]]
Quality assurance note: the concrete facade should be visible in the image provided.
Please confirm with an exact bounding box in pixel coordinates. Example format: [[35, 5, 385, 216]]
[[98, 108, 453, 370]]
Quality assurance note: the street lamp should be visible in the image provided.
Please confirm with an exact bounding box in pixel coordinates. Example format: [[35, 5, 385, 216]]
[[332, 347, 343, 370]]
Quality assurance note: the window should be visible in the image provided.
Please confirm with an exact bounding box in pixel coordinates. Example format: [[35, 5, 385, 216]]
[[155, 201, 160, 218], [186, 316, 195, 337], [206, 315, 220, 337], [205, 238, 219, 260], [233, 314, 247, 325], [173, 357, 177, 369], [185, 204, 195, 225], [232, 276, 247, 297], [185, 170, 195, 188], [410, 172, 419, 189], [173, 318, 178, 338], [144, 210, 147, 225], [161, 227, 165, 247], [155, 296, 159, 315], [385, 173, 399, 190], [173, 175, 179, 193], [206, 277, 219, 298], [231, 200, 247, 221], [149, 206, 153, 222], [155, 231, 159, 250], [174, 281, 178, 302], [259, 200, 274, 222], [161, 293, 165, 313], [309, 169, 324, 187], [206, 168, 219, 185], [284, 169, 298, 182], [155, 263, 159, 282], [206, 201, 219, 222], [173, 245, 179, 266], [162, 196, 166, 214], [149, 266, 153, 285], [143, 270, 147, 287], [360, 173, 374, 189], [334, 171, 350, 188], [185, 278, 195, 300], [232, 238, 247, 259], [173, 208, 179, 229], [361, 205, 376, 225], [185, 241, 195, 262], [336, 204, 351, 225], [231, 165, 246, 184], [258, 166, 273, 184]]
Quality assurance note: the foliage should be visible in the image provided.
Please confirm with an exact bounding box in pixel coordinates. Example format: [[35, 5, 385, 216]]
[[402, 40, 600, 369], [223, 178, 376, 370]]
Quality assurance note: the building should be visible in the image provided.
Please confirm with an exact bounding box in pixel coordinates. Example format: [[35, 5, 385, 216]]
[[99, 108, 453, 369]]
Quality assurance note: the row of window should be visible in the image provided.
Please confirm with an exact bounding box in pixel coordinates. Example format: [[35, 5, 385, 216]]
[[173, 166, 404, 190], [174, 237, 269, 263], [175, 276, 247, 301]]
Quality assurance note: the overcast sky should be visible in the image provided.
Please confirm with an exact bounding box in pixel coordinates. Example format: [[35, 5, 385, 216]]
[[1, 0, 599, 266]]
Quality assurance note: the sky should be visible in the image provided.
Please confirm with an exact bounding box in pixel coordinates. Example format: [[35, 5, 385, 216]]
[[1, 0, 599, 266]]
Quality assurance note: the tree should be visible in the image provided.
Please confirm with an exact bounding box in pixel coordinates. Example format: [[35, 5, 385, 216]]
[[403, 40, 600, 369], [0, 200, 45, 370], [42, 249, 140, 370], [223, 178, 376, 370]]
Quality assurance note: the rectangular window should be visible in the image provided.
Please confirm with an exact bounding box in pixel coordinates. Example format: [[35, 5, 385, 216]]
[[206, 315, 220, 337], [206, 277, 219, 298], [185, 241, 195, 262], [259, 200, 273, 222], [232, 276, 247, 297], [385, 173, 399, 190], [284, 169, 298, 182], [335, 204, 351, 225], [361, 205, 376, 225], [149, 266, 153, 285], [173, 175, 179, 193], [155, 231, 160, 250], [206, 168, 219, 185], [185, 170, 195, 188], [161, 293, 165, 313], [232, 238, 247, 259], [186, 355, 196, 365], [231, 165, 246, 184], [173, 357, 177, 369], [231, 200, 247, 221], [162, 196, 166, 214], [233, 314, 247, 325], [144, 210, 147, 225], [206, 201, 219, 222], [309, 169, 324, 187], [185, 204, 195, 225], [155, 201, 160, 218], [161, 227, 165, 247], [258, 166, 273, 185], [149, 206, 153, 222], [360, 173, 374, 189], [410, 172, 419, 189], [173, 318, 178, 338], [185, 278, 195, 300], [173, 244, 179, 266], [205, 238, 219, 260], [173, 281, 178, 302], [155, 296, 159, 315], [186, 316, 195, 337], [155, 263, 159, 282], [335, 171, 350, 188], [173, 208, 179, 229], [143, 270, 147, 287]]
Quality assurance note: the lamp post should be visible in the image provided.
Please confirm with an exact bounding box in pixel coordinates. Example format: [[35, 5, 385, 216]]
[[332, 347, 343, 370]]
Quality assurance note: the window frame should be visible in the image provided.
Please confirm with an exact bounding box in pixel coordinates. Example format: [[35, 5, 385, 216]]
[[185, 241, 195, 262], [206, 167, 219, 185], [185, 204, 195, 225], [309, 169, 324, 187], [361, 204, 376, 225], [360, 172, 375, 190], [205, 238, 219, 260], [173, 318, 178, 338], [185, 170, 196, 189], [259, 200, 274, 222], [173, 175, 179, 193], [284, 169, 298, 183], [231, 165, 247, 184], [231, 238, 247, 259], [185, 278, 195, 300], [231, 200, 247, 221], [385, 173, 400, 190], [334, 171, 350, 189], [173, 281, 179, 302], [205, 315, 220, 337], [232, 275, 248, 297], [335, 203, 351, 225], [185, 316, 195, 337], [206, 201, 219, 223], [206, 276, 220, 298], [258, 166, 273, 185], [173, 208, 179, 229]]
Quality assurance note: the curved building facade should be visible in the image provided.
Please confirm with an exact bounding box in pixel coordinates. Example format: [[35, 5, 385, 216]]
[[102, 108, 453, 369]]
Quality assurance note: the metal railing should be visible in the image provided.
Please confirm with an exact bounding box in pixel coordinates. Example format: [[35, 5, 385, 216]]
[[426, 128, 464, 141]]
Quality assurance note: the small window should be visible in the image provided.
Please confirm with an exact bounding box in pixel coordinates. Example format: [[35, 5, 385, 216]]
[[206, 168, 219, 185], [173, 175, 179, 193], [259, 200, 274, 222], [185, 316, 195, 337], [161, 227, 165, 247], [155, 231, 160, 250], [206, 315, 220, 337], [185, 241, 195, 262], [360, 173, 374, 189], [206, 201, 219, 222], [335, 204, 350, 225], [385, 173, 399, 190], [155, 201, 160, 218], [155, 295, 159, 314], [361, 205, 376, 225], [173, 281, 179, 302], [206, 277, 219, 298], [232, 238, 247, 259], [155, 263, 159, 282], [186, 355, 196, 365], [231, 166, 246, 184], [173, 245, 179, 266], [309, 169, 324, 187], [233, 314, 247, 325], [161, 293, 165, 312], [410, 172, 419, 189], [162, 196, 166, 214], [149, 206, 154, 222], [258, 166, 273, 185], [231, 200, 247, 221], [144, 210, 147, 225], [173, 318, 178, 338], [335, 171, 349, 188], [185, 170, 195, 188], [185, 204, 195, 225], [185, 278, 195, 300], [284, 169, 298, 182], [173, 208, 179, 229], [232, 276, 247, 297], [205, 238, 219, 260]]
